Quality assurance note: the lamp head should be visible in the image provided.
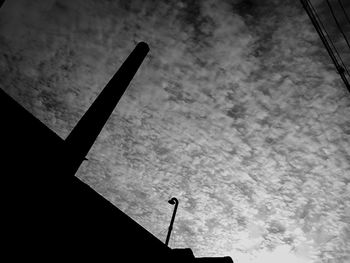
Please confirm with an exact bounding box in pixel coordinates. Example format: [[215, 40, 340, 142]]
[[168, 197, 177, 205]]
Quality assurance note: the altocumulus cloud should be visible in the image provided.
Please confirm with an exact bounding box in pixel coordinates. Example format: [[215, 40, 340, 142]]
[[0, 0, 349, 262]]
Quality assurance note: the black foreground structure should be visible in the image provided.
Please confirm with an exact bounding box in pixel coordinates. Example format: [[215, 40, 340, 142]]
[[1, 41, 233, 263]]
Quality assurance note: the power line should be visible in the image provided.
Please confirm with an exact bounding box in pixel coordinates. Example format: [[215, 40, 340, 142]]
[[337, 0, 350, 26], [309, 0, 350, 78], [300, 0, 350, 92], [306, 0, 344, 71], [326, 0, 350, 51]]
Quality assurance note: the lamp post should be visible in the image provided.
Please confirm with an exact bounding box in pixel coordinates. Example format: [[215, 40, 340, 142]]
[[165, 197, 178, 246]]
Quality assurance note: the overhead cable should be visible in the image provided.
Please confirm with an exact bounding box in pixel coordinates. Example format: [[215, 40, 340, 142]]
[[326, 0, 350, 51], [309, 0, 350, 78], [337, 0, 350, 26], [300, 0, 350, 92]]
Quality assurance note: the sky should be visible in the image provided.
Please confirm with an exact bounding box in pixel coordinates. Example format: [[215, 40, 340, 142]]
[[0, 0, 349, 262]]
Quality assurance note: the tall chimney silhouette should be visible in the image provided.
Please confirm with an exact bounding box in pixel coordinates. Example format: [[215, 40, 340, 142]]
[[65, 42, 149, 173]]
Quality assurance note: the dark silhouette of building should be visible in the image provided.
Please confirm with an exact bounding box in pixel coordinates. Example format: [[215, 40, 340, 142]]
[[1, 40, 233, 262]]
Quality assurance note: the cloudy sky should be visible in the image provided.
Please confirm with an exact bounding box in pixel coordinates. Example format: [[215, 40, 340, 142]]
[[0, 0, 349, 262]]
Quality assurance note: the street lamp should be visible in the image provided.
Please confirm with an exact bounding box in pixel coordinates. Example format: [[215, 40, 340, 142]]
[[165, 197, 178, 246]]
